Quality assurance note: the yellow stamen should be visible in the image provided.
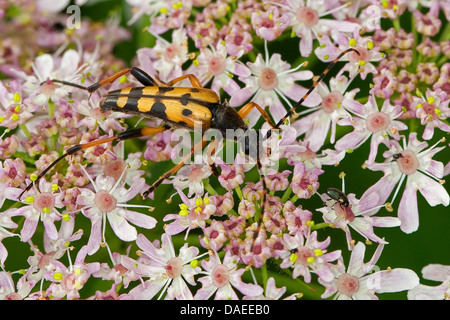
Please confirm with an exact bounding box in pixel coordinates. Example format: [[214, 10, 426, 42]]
[[53, 272, 63, 281], [314, 249, 323, 257], [13, 93, 21, 103], [307, 257, 315, 264], [190, 259, 199, 268], [289, 253, 298, 263], [196, 198, 204, 207]]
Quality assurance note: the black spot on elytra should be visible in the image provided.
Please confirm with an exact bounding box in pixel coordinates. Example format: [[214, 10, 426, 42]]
[[151, 101, 167, 120], [158, 86, 175, 94], [180, 93, 191, 106], [182, 108, 193, 116]]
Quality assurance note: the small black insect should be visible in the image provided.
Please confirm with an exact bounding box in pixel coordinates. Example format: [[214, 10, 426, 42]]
[[392, 153, 403, 160], [325, 187, 349, 208]]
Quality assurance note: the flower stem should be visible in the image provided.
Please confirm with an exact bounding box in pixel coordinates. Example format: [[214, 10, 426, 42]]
[[19, 124, 31, 139], [311, 222, 330, 230]]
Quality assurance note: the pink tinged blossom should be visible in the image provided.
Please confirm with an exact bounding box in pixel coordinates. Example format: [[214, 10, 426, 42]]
[[335, 93, 408, 165], [224, 24, 253, 56], [44, 245, 100, 300], [243, 276, 299, 300], [5, 179, 64, 242], [144, 130, 176, 162], [290, 161, 324, 199], [372, 68, 398, 99], [137, 28, 189, 82], [229, 43, 321, 127], [317, 191, 400, 250], [291, 75, 358, 152], [217, 159, 245, 191], [0, 271, 35, 300], [360, 133, 449, 234], [412, 89, 450, 140], [164, 190, 216, 238], [0, 80, 34, 130], [278, 231, 341, 283], [94, 253, 141, 289], [275, 0, 359, 57], [171, 158, 212, 197], [251, 8, 290, 42], [126, 233, 204, 300], [320, 242, 420, 300], [76, 168, 156, 255], [26, 49, 88, 106], [72, 93, 126, 133], [187, 41, 250, 96], [316, 31, 383, 80], [408, 264, 450, 300], [413, 4, 442, 37], [194, 251, 263, 300]]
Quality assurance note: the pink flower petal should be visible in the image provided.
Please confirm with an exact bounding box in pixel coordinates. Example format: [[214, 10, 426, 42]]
[[108, 211, 137, 242], [398, 183, 419, 233], [417, 173, 450, 206], [369, 268, 419, 293]]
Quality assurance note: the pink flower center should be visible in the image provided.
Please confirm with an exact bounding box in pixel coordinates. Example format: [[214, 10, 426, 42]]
[[61, 273, 77, 291], [208, 54, 226, 76], [166, 257, 183, 279], [33, 192, 55, 213], [94, 190, 117, 213], [90, 107, 110, 120], [295, 7, 319, 27], [295, 246, 315, 266], [188, 166, 205, 183], [211, 264, 230, 288], [322, 91, 344, 113], [258, 67, 278, 91], [336, 273, 360, 297], [421, 102, 438, 121], [104, 159, 126, 181], [40, 82, 58, 97], [164, 43, 181, 62], [396, 150, 419, 175], [333, 203, 355, 222], [365, 111, 390, 133], [348, 46, 369, 64]]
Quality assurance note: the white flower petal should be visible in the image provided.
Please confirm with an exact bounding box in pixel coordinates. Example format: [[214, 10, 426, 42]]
[[368, 268, 419, 293]]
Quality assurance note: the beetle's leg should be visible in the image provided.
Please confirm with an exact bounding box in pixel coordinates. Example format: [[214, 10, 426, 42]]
[[205, 137, 220, 176], [18, 126, 167, 200], [141, 134, 208, 199], [238, 102, 277, 129], [48, 67, 159, 93], [250, 142, 269, 253], [159, 74, 204, 88]]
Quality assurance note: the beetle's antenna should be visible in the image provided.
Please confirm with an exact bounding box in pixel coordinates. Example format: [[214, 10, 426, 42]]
[[274, 48, 359, 129]]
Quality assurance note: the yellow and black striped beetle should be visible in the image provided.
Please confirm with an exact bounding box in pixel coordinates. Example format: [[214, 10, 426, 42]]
[[19, 48, 359, 252]]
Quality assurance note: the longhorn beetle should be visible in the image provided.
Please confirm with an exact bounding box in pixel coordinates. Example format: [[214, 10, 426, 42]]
[[19, 48, 359, 252]]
